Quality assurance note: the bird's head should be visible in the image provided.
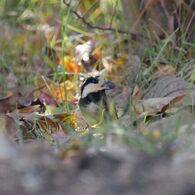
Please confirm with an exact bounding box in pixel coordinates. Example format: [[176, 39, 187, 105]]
[[79, 76, 115, 126]]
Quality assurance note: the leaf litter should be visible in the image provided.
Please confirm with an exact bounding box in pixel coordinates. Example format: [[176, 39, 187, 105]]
[[0, 1, 195, 194]]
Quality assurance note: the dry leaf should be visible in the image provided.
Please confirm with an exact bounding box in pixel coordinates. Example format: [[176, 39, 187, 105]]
[[0, 90, 14, 113], [39, 90, 58, 106], [51, 80, 75, 102], [133, 94, 184, 117], [143, 76, 190, 99], [0, 114, 22, 141], [35, 77, 75, 102], [18, 105, 43, 113], [36, 112, 76, 135], [60, 56, 80, 73], [0, 90, 13, 101]]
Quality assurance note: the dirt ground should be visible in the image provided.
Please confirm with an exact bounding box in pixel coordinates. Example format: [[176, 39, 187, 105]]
[[0, 136, 195, 195]]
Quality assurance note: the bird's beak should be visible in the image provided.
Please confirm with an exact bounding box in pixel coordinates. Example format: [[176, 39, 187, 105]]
[[101, 80, 115, 90]]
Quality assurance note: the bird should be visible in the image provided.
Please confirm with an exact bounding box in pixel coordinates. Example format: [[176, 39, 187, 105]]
[[78, 76, 117, 127]]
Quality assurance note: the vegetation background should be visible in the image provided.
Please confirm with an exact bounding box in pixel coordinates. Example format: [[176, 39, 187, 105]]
[[0, 1, 195, 194]]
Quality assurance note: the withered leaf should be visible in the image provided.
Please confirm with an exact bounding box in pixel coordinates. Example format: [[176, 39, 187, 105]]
[[133, 94, 184, 117]]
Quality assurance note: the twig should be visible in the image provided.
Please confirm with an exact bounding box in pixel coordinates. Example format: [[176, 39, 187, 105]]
[[62, 0, 146, 38]]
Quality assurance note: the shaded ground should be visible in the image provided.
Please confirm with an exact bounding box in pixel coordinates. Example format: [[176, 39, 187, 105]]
[[1, 136, 195, 195]]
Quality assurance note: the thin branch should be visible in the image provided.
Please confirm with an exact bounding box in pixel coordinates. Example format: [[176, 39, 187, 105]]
[[62, 0, 146, 38]]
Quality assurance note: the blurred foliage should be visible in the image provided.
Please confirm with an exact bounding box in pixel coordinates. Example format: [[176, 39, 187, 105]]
[[0, 0, 195, 154]]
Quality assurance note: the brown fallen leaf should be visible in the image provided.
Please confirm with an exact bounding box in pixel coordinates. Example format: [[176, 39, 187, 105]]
[[0, 90, 13, 101], [0, 85, 41, 113], [0, 114, 21, 141], [0, 90, 14, 113], [143, 75, 190, 99], [133, 94, 184, 117], [18, 105, 43, 113]]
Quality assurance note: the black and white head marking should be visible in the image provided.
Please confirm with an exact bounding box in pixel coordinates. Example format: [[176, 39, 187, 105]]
[[80, 76, 115, 98], [80, 76, 99, 98], [79, 76, 117, 125], [79, 76, 104, 108]]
